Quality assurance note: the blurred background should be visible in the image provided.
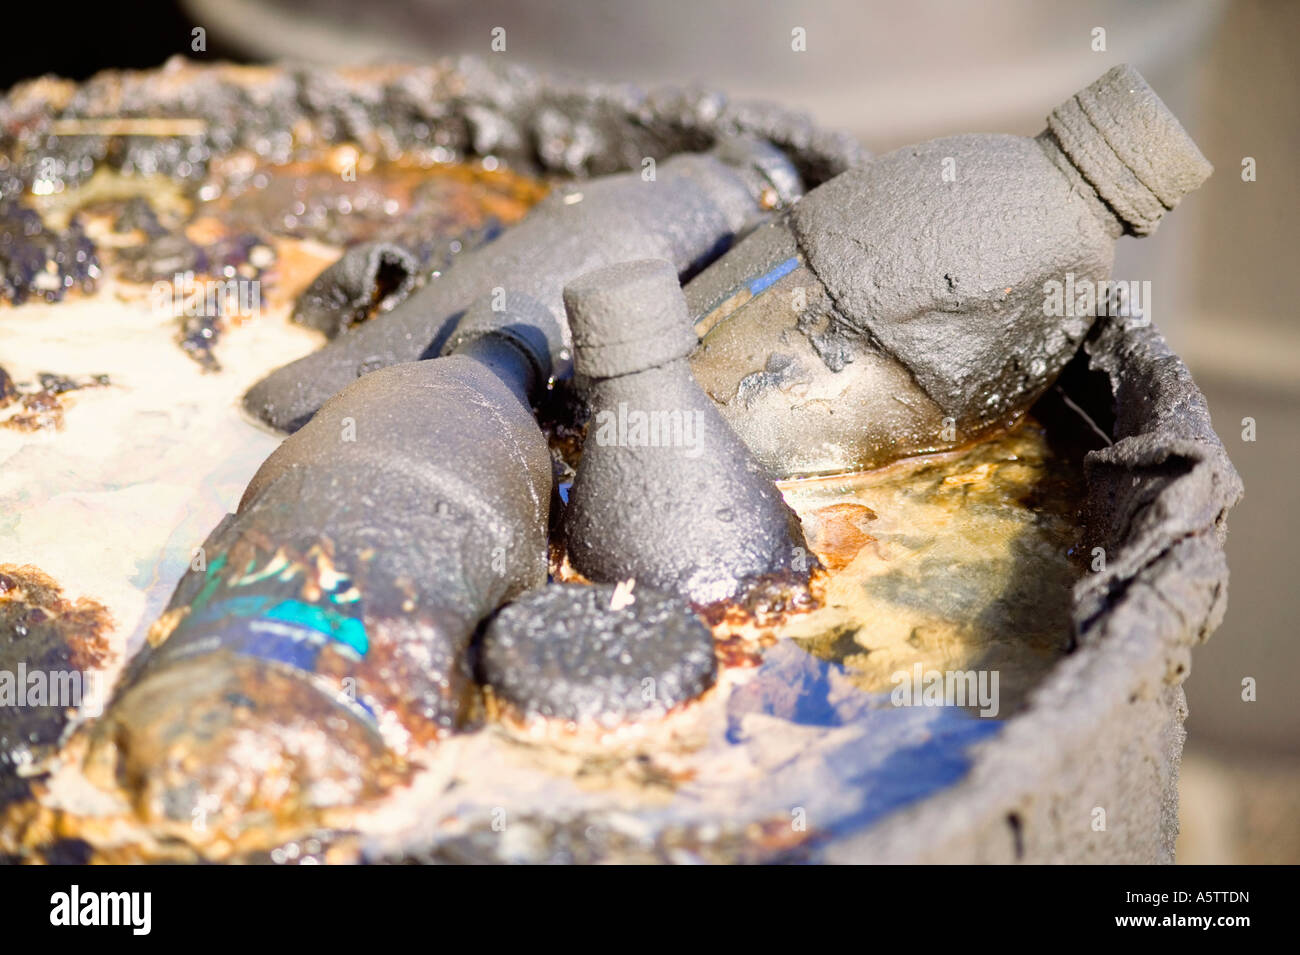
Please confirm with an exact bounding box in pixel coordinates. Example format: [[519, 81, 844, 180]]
[[4, 0, 1295, 862]]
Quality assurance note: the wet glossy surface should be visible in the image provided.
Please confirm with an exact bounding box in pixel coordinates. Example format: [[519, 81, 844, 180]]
[[1, 141, 1093, 861], [3, 406, 1089, 861], [782, 417, 1085, 717]]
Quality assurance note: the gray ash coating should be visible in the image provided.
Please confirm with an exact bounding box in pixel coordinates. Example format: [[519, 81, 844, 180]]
[[0, 57, 861, 200], [479, 583, 717, 726], [561, 259, 812, 605], [244, 139, 805, 432], [789, 66, 1212, 440], [1071, 313, 1243, 645], [292, 240, 420, 338], [686, 65, 1214, 480]]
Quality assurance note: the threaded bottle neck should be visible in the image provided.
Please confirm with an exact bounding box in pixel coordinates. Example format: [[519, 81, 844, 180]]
[[1044, 65, 1212, 236], [1035, 129, 1124, 240]]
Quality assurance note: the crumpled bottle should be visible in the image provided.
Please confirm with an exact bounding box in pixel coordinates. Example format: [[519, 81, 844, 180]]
[[244, 136, 802, 433], [82, 295, 557, 839], [686, 64, 1212, 478]]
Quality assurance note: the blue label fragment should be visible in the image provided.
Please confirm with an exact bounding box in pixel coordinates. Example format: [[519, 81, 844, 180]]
[[166, 596, 369, 672], [746, 256, 799, 296]]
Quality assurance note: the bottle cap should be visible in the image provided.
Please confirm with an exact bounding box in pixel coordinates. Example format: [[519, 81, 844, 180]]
[[563, 259, 699, 378], [1047, 64, 1212, 235], [480, 582, 716, 725]]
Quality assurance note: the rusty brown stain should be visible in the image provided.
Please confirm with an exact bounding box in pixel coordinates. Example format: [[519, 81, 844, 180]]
[[713, 632, 765, 669], [315, 619, 471, 750], [74, 656, 410, 860], [0, 365, 17, 409], [806, 501, 879, 571], [0, 374, 111, 433], [264, 237, 342, 307], [1, 391, 65, 432], [0, 564, 114, 672]]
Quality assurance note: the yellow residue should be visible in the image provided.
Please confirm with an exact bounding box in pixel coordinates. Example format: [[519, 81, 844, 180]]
[[776, 418, 1083, 716]]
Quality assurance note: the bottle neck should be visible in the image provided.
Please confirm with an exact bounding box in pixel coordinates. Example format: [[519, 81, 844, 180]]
[[1043, 66, 1212, 237], [585, 359, 694, 411], [707, 136, 805, 212], [450, 334, 539, 407], [1035, 130, 1124, 240]]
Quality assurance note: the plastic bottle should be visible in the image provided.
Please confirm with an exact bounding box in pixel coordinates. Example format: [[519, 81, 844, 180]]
[[561, 259, 810, 605], [84, 298, 557, 838], [245, 138, 802, 433], [686, 64, 1212, 477]]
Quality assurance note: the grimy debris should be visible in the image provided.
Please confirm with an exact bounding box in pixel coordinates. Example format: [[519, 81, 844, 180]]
[[14, 64, 1217, 856], [244, 136, 802, 432], [688, 63, 1212, 476]]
